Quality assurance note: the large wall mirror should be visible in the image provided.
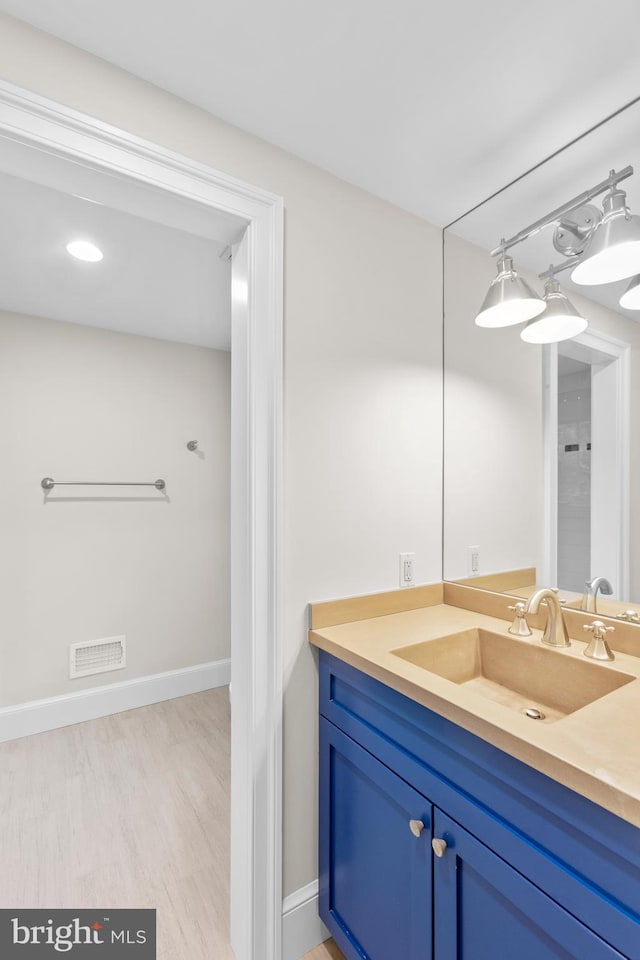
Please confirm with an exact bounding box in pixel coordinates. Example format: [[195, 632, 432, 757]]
[[444, 99, 640, 621]]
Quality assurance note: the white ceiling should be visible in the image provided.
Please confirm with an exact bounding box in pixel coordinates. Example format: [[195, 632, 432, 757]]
[[2, 1, 640, 226], [0, 150, 236, 350]]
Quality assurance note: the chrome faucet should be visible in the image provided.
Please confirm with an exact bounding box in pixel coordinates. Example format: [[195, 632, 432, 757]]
[[525, 588, 571, 648], [581, 576, 613, 613]]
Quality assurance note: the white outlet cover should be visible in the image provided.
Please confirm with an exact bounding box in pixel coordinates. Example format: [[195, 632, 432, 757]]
[[399, 552, 415, 588], [467, 545, 480, 578]]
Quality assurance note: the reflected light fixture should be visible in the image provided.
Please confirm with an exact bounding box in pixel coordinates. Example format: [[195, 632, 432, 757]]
[[475, 166, 640, 344], [520, 278, 588, 344], [571, 186, 640, 285], [66, 239, 103, 262], [474, 253, 545, 327], [620, 274, 640, 310]]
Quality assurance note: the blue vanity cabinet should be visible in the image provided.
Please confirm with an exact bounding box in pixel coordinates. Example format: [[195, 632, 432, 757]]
[[433, 809, 624, 960], [319, 718, 433, 960], [318, 650, 640, 960]]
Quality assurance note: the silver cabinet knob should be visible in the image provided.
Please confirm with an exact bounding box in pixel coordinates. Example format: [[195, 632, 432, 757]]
[[432, 837, 448, 858], [408, 819, 425, 838]]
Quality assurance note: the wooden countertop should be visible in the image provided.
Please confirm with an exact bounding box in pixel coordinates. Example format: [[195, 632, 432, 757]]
[[310, 602, 640, 828]]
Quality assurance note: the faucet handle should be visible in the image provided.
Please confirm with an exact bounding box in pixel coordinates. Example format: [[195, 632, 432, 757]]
[[617, 609, 640, 623], [583, 620, 615, 661], [508, 602, 533, 637], [583, 620, 614, 636]]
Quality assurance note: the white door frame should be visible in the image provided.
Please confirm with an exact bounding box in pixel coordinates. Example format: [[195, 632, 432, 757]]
[[542, 329, 630, 596], [541, 345, 559, 588], [0, 81, 284, 960]]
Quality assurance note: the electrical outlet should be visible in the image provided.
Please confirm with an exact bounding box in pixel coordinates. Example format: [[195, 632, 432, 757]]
[[399, 552, 415, 588], [467, 545, 480, 577]]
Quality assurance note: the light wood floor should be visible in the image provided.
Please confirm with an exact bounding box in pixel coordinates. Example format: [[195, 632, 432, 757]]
[[0, 689, 233, 960], [301, 940, 346, 960]]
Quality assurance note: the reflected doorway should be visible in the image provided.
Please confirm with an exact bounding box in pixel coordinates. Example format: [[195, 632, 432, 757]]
[[543, 330, 630, 598], [557, 354, 591, 592]]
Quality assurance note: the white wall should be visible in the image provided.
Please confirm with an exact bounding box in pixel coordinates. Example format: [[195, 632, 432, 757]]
[[0, 15, 444, 898], [0, 310, 230, 706], [443, 231, 543, 580]]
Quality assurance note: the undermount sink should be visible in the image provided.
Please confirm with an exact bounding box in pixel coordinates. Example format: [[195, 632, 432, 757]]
[[391, 628, 634, 722]]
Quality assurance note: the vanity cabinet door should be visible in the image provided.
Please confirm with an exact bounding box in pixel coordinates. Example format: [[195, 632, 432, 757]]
[[433, 809, 626, 960], [319, 718, 433, 960]]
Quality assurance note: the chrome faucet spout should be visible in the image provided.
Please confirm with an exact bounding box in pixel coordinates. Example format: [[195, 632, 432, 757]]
[[581, 576, 614, 613], [525, 588, 571, 648]]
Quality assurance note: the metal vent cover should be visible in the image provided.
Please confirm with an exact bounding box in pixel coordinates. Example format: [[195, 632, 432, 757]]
[[69, 635, 126, 679]]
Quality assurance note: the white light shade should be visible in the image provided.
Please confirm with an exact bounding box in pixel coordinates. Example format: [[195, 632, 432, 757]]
[[475, 255, 545, 328], [521, 279, 588, 344], [620, 274, 640, 310], [571, 189, 640, 286], [66, 239, 103, 262], [521, 312, 588, 343]]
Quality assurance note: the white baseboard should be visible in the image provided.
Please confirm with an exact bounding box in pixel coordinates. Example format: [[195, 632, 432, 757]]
[[0, 658, 231, 743], [282, 880, 330, 960]]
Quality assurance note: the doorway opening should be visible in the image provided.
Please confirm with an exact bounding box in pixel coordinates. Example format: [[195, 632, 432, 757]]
[[543, 329, 630, 599], [0, 80, 283, 960], [556, 353, 592, 592]]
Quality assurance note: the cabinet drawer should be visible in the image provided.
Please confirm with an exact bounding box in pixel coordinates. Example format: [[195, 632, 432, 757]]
[[319, 650, 640, 958], [320, 717, 433, 960]]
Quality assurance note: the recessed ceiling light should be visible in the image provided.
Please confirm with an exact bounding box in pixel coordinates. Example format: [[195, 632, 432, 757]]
[[66, 240, 103, 262]]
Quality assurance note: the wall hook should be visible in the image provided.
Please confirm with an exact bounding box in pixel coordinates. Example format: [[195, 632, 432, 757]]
[[187, 440, 198, 451]]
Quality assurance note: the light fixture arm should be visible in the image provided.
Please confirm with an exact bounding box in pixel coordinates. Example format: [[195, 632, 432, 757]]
[[538, 256, 581, 281], [490, 166, 633, 257]]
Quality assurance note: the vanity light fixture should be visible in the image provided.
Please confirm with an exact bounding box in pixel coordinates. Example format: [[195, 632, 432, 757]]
[[66, 239, 103, 262], [619, 274, 640, 310], [520, 277, 588, 344], [571, 185, 640, 286], [477, 166, 640, 340], [474, 253, 545, 327]]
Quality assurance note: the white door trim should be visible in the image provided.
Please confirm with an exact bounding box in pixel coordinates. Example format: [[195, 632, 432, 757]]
[[0, 80, 283, 960], [543, 329, 630, 597], [541, 345, 559, 587]]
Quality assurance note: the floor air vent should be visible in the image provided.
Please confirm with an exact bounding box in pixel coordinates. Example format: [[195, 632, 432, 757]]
[[69, 636, 126, 679]]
